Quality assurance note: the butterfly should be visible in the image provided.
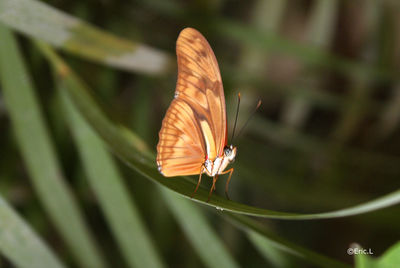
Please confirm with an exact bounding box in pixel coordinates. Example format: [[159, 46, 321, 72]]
[[156, 27, 236, 201]]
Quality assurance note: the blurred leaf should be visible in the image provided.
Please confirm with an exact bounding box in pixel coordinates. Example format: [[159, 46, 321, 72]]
[[0, 0, 173, 74], [247, 230, 291, 268], [36, 42, 400, 220], [161, 189, 240, 268], [307, 0, 338, 46], [228, 214, 351, 268], [354, 242, 400, 268], [238, 0, 287, 73], [373, 85, 400, 142], [214, 18, 398, 82], [280, 0, 338, 129], [59, 88, 165, 268], [0, 24, 106, 268], [0, 195, 64, 268], [332, 1, 379, 143], [377, 242, 400, 267]]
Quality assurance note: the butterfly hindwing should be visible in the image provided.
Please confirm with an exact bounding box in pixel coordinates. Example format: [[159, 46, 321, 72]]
[[157, 98, 205, 176]]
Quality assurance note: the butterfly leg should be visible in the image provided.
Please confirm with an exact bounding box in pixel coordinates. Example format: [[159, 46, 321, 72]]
[[221, 168, 234, 200], [207, 175, 218, 202], [191, 165, 205, 199]]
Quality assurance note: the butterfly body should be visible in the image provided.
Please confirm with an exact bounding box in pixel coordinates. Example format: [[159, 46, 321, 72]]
[[157, 27, 236, 200], [204, 145, 236, 177]]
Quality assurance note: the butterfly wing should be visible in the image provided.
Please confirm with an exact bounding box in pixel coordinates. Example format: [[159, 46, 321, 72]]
[[157, 28, 227, 177]]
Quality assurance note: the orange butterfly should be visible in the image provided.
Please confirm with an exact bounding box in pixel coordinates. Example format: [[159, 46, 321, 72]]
[[156, 28, 236, 201]]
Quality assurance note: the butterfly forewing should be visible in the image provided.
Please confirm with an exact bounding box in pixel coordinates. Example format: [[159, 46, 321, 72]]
[[157, 28, 227, 177]]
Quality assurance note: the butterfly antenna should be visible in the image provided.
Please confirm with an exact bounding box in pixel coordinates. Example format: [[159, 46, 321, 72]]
[[236, 99, 262, 139], [230, 93, 241, 143]]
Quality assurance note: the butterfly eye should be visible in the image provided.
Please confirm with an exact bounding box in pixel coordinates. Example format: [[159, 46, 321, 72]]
[[224, 147, 232, 156]]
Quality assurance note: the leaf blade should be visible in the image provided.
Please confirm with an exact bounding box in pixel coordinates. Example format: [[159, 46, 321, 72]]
[[0, 24, 106, 268], [0, 195, 65, 268], [0, 0, 173, 74], [60, 87, 165, 268], [161, 189, 240, 268]]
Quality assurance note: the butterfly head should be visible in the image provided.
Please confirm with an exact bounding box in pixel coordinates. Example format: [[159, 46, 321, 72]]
[[224, 145, 237, 163]]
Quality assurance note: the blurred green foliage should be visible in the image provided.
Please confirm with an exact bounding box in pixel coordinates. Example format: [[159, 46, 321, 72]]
[[1, 0, 400, 267]]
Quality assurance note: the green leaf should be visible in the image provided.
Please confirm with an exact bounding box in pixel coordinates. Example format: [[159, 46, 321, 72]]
[[161, 189, 240, 268], [378, 242, 400, 267], [228, 214, 350, 268], [0, 24, 106, 268], [36, 42, 400, 220], [247, 230, 291, 267], [0, 0, 173, 74], [59, 87, 165, 268], [355, 242, 400, 268], [0, 195, 65, 268]]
